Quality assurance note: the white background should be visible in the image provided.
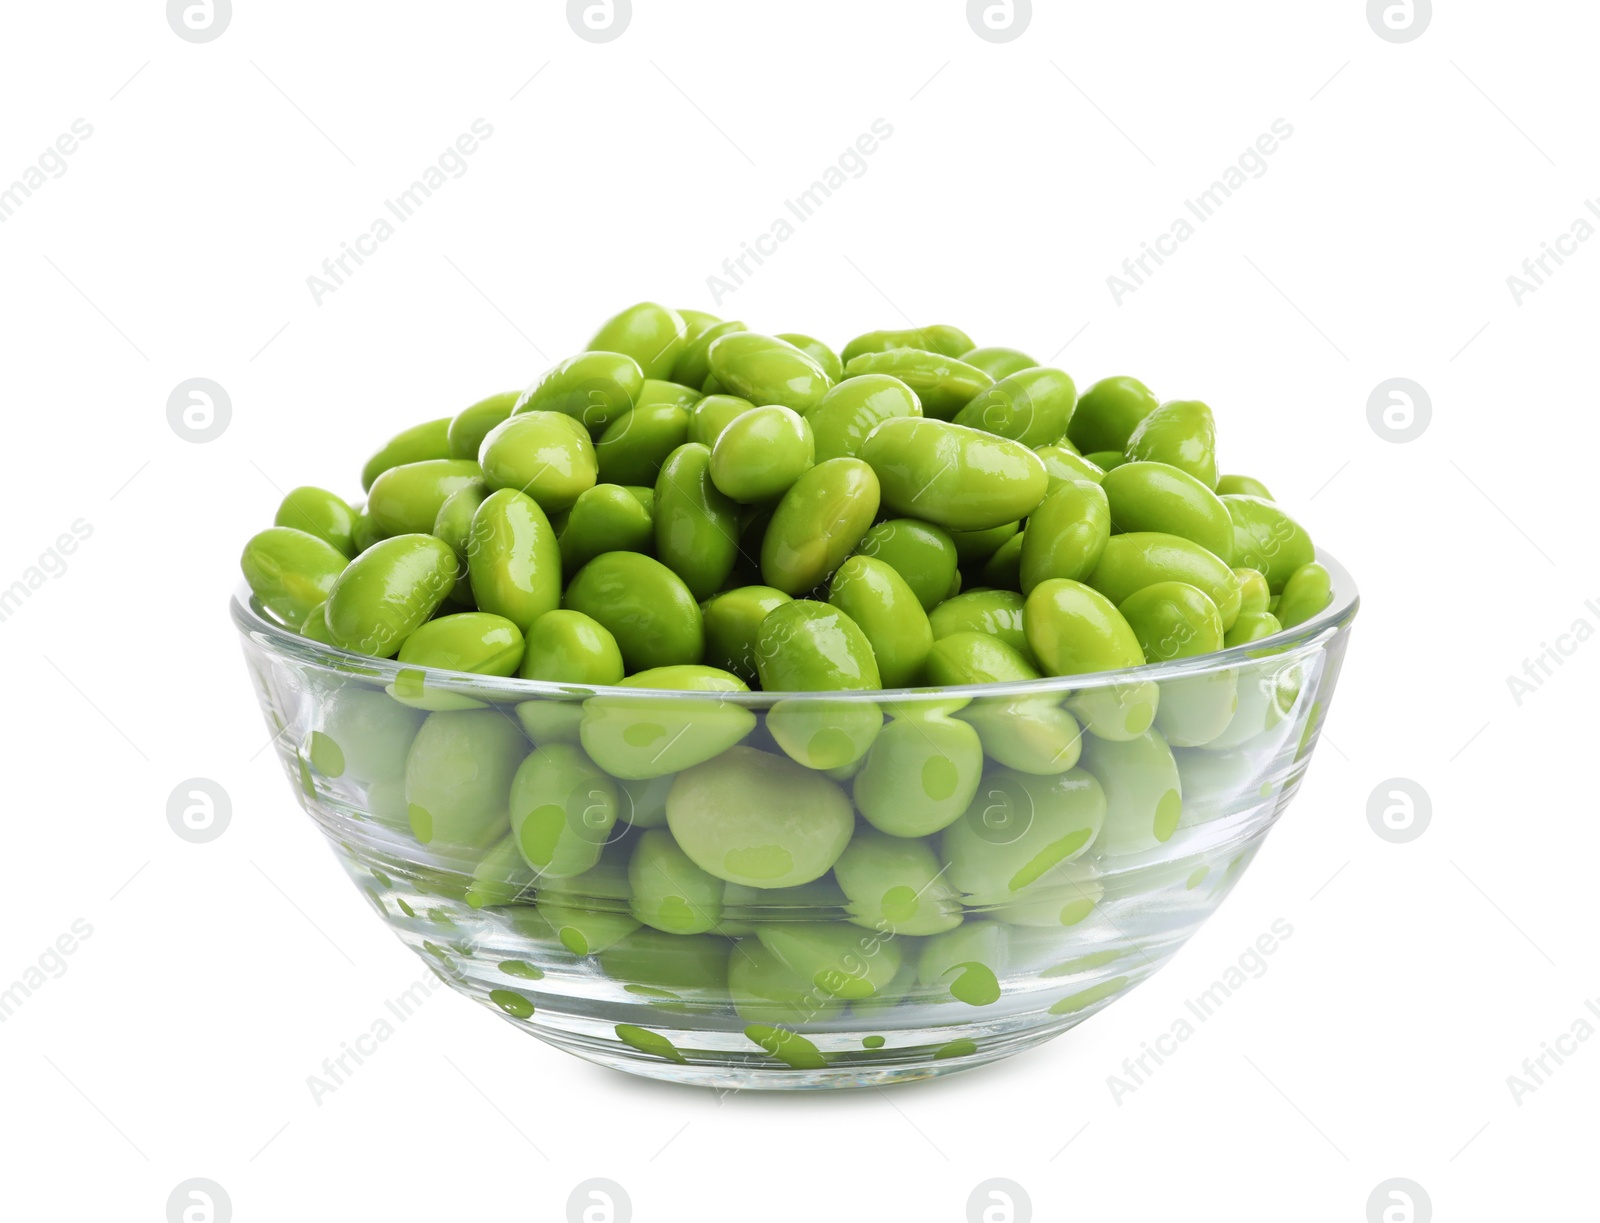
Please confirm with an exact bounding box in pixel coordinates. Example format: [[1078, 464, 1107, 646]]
[[1, 2, 1594, 1220]]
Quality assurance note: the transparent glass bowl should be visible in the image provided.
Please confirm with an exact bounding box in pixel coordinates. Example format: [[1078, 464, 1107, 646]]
[[233, 555, 1356, 1090]]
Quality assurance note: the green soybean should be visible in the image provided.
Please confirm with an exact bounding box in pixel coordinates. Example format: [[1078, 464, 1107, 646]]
[[564, 552, 705, 671], [1102, 461, 1234, 562], [960, 346, 1038, 380], [404, 709, 529, 849], [760, 457, 881, 595], [509, 743, 619, 878], [940, 769, 1105, 903], [666, 746, 855, 888], [833, 829, 963, 936], [953, 367, 1076, 448], [687, 393, 757, 449], [595, 402, 690, 487], [808, 374, 928, 469], [519, 609, 625, 685], [1125, 400, 1219, 489], [1065, 681, 1161, 742], [398, 612, 525, 676], [853, 708, 983, 838], [671, 320, 746, 391], [1217, 474, 1274, 499], [368, 459, 485, 537], [586, 301, 690, 381], [629, 828, 725, 934], [842, 349, 991, 420], [516, 351, 645, 436], [580, 665, 755, 779], [702, 585, 793, 682], [774, 332, 844, 383], [1223, 495, 1314, 592], [655, 442, 742, 601], [1079, 728, 1183, 856], [325, 534, 457, 657], [468, 488, 562, 630], [241, 526, 350, 627], [827, 556, 932, 689], [1087, 532, 1242, 630], [448, 392, 520, 460], [929, 589, 1034, 662], [842, 325, 975, 363], [361, 417, 452, 492], [1035, 442, 1107, 489], [1276, 561, 1332, 629], [1224, 610, 1282, 646], [433, 483, 489, 604], [707, 332, 832, 415], [633, 379, 703, 411], [1118, 582, 1225, 662], [855, 518, 958, 612], [275, 486, 359, 558], [1024, 579, 1145, 677], [710, 405, 814, 504], [558, 484, 654, 575], [479, 412, 598, 514], [1066, 376, 1158, 455], [1234, 567, 1271, 616], [862, 416, 1047, 532], [1019, 480, 1111, 594]]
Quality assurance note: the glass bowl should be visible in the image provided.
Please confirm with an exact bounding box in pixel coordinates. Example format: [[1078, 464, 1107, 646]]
[[233, 554, 1357, 1089]]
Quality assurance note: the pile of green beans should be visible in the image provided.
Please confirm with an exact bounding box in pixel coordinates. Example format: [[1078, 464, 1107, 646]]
[[242, 302, 1336, 1026]]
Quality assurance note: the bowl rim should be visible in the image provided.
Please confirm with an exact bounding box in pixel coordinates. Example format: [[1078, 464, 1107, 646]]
[[231, 550, 1358, 703]]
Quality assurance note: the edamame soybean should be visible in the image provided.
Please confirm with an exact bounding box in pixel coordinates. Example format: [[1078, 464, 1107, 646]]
[[806, 374, 922, 463], [362, 418, 452, 491], [1125, 400, 1219, 489], [827, 556, 932, 689], [558, 483, 654, 575], [241, 527, 350, 626], [595, 402, 690, 487], [666, 746, 855, 888], [855, 518, 957, 612], [709, 405, 814, 503], [368, 459, 485, 537], [760, 458, 880, 595], [448, 392, 520, 460], [1102, 461, 1234, 562], [468, 488, 562, 630], [841, 325, 974, 363], [842, 349, 991, 420], [586, 301, 690, 381], [563, 552, 701, 672], [326, 534, 458, 657], [862, 417, 1047, 532], [707, 332, 833, 414], [275, 487, 359, 558], [479, 411, 598, 513], [515, 352, 644, 436], [953, 367, 1077, 448]]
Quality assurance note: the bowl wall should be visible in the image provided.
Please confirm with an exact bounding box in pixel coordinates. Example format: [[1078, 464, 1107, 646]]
[[234, 560, 1356, 1089]]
